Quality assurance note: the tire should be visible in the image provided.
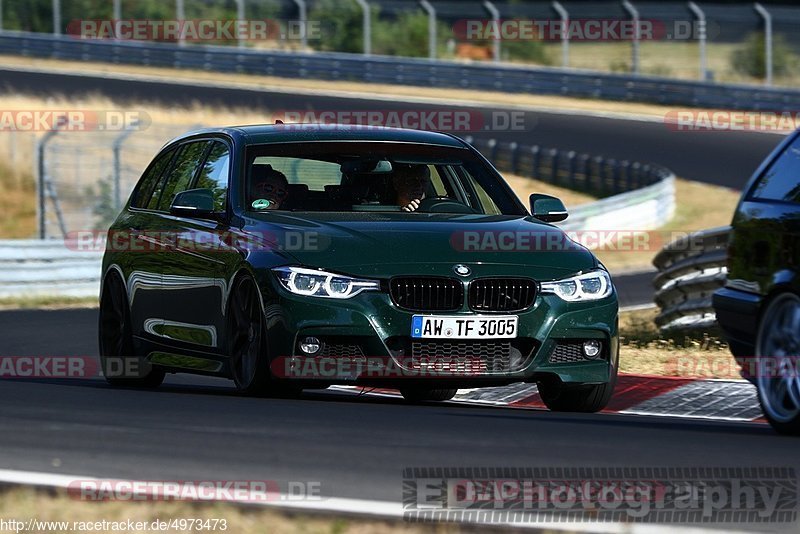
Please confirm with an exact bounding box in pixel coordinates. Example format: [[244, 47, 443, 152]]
[[538, 366, 617, 413], [400, 388, 458, 402], [227, 275, 275, 396], [98, 272, 165, 388], [754, 292, 800, 435]]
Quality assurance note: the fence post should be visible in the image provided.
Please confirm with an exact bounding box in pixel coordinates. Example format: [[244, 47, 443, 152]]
[[52, 0, 61, 35], [292, 0, 308, 50], [487, 138, 498, 162], [36, 118, 68, 239], [551, 1, 569, 68], [112, 122, 139, 210], [688, 2, 707, 80], [754, 3, 773, 86], [234, 0, 245, 48], [0, 0, 4, 32], [176, 0, 185, 47], [483, 1, 500, 62], [419, 0, 437, 59], [621, 0, 640, 75], [531, 145, 541, 179], [113, 0, 121, 21], [354, 0, 371, 55]]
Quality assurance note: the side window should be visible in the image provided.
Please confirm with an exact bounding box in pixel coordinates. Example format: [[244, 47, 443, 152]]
[[153, 141, 210, 211], [195, 141, 230, 212], [131, 147, 175, 209], [751, 137, 800, 203]]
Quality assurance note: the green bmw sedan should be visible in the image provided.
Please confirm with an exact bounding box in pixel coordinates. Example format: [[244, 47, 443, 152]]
[[99, 124, 619, 412]]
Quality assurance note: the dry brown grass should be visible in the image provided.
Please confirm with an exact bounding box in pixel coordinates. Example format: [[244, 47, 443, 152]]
[[503, 173, 596, 209], [618, 308, 737, 379]]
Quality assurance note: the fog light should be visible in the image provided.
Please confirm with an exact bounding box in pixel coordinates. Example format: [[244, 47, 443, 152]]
[[583, 340, 601, 359], [299, 336, 321, 355]]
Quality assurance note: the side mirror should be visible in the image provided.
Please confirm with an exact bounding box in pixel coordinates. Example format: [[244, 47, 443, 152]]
[[170, 188, 217, 219], [529, 194, 568, 223]]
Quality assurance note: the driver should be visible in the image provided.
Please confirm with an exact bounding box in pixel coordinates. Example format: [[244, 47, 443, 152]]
[[249, 164, 289, 210], [392, 164, 430, 212]]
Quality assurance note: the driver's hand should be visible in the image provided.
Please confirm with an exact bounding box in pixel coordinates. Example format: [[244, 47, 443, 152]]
[[402, 199, 421, 212]]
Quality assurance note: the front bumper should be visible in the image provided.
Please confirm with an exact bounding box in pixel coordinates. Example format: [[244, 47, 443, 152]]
[[262, 284, 619, 388], [713, 286, 762, 382]]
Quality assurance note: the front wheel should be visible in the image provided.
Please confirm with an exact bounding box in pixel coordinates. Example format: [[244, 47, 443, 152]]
[[538, 367, 617, 413], [98, 273, 165, 388], [400, 388, 458, 402], [755, 292, 800, 435]]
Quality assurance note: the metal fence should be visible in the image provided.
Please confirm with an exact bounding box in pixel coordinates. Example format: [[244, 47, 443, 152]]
[[0, 1, 795, 86], [1, 31, 799, 113], [652, 225, 730, 331]]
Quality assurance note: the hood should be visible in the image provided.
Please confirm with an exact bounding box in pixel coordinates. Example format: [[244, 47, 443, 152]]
[[245, 212, 597, 280]]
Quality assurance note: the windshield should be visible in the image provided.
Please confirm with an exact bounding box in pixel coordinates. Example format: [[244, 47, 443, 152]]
[[243, 142, 525, 215]]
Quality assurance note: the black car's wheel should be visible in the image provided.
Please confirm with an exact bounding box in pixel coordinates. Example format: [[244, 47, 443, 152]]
[[400, 388, 458, 402], [99, 273, 165, 388], [227, 275, 274, 395], [755, 292, 800, 435]]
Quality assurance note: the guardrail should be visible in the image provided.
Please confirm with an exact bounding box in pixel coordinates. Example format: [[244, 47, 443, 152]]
[[0, 239, 102, 299], [652, 226, 730, 331], [2, 31, 800, 112], [467, 137, 676, 232]]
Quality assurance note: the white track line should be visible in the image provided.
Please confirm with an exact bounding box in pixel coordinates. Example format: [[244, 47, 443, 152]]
[[0, 468, 754, 533]]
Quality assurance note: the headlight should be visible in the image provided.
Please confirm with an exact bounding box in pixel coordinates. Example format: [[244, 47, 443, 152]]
[[540, 270, 613, 301], [273, 266, 380, 299]]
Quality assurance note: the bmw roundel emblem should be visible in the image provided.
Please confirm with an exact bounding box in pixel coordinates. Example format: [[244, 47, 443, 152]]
[[453, 264, 471, 277]]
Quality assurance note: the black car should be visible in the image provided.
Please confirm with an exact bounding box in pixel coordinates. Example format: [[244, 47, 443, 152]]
[[714, 128, 800, 434]]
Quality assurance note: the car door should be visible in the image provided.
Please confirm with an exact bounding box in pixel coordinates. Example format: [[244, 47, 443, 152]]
[[156, 138, 237, 357], [120, 145, 178, 341]]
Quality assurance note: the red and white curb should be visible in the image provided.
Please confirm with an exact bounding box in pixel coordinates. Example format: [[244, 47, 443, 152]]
[[331, 374, 765, 423]]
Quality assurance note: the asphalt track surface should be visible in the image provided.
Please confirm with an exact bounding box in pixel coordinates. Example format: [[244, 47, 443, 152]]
[[0, 67, 785, 189], [0, 308, 795, 515], [1, 68, 795, 522]]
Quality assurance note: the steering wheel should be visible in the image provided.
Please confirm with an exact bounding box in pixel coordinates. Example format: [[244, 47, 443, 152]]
[[416, 196, 476, 214]]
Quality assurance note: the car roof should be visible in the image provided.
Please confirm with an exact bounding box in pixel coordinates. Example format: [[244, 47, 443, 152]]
[[172, 124, 468, 148]]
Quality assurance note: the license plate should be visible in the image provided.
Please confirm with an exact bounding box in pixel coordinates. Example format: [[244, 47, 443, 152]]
[[411, 315, 518, 339]]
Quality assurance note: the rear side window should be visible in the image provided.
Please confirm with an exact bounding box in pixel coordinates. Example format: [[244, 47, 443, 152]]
[[131, 147, 175, 209], [154, 141, 210, 211], [751, 137, 800, 203], [194, 141, 230, 212]]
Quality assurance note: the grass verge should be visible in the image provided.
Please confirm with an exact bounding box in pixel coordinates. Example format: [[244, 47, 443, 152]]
[[618, 308, 738, 379], [0, 487, 468, 534]]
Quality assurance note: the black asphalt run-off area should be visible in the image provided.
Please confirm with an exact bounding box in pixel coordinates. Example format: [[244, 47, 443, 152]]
[[0, 68, 785, 189], [0, 308, 796, 517]]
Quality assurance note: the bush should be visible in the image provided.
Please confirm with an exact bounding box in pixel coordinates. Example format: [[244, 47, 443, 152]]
[[731, 32, 797, 79], [373, 12, 452, 58]]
